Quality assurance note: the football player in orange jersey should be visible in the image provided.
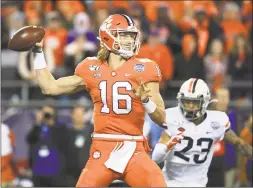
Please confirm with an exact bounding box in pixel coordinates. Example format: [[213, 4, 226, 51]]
[[32, 14, 167, 187]]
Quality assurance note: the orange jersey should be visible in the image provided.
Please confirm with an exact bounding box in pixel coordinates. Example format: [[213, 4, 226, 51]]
[[75, 57, 161, 135]]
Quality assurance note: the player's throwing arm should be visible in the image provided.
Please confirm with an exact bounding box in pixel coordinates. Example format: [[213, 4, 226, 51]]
[[8, 25, 85, 95], [33, 41, 85, 95]]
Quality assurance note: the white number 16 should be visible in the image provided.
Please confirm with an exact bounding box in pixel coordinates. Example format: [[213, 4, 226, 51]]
[[99, 81, 132, 115]]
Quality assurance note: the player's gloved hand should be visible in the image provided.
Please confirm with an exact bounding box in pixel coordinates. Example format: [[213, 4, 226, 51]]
[[166, 132, 184, 150], [133, 77, 151, 103], [32, 40, 43, 53]]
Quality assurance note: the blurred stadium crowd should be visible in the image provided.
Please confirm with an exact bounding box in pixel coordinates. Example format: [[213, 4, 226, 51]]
[[1, 0, 252, 187]]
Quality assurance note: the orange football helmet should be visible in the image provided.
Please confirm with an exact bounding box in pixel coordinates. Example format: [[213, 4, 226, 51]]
[[98, 14, 140, 58]]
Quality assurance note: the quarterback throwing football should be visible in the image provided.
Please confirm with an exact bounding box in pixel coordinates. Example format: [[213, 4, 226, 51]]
[[32, 14, 167, 187]]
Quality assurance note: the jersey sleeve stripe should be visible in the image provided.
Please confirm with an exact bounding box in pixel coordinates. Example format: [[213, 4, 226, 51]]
[[225, 121, 231, 130]]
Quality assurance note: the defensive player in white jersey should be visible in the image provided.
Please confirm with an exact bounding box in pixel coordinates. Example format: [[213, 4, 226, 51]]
[[152, 78, 253, 187]]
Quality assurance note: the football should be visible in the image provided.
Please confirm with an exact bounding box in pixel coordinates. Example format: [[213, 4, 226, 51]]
[[8, 26, 45, 52]]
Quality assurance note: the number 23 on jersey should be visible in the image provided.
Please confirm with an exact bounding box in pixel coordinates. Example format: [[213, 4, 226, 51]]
[[174, 136, 213, 164]]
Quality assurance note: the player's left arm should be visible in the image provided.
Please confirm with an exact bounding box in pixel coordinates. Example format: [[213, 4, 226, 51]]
[[133, 59, 167, 127], [133, 80, 166, 127], [224, 129, 253, 159], [152, 130, 184, 164], [144, 81, 166, 127]]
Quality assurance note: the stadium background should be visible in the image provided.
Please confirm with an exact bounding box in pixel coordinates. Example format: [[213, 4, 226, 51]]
[[1, 0, 252, 187]]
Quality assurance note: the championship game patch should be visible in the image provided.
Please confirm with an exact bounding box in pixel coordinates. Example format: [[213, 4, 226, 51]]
[[89, 65, 100, 71], [134, 64, 145, 72], [211, 122, 220, 130], [93, 151, 101, 159]]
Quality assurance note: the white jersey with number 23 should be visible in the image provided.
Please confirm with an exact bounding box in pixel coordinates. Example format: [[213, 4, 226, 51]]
[[163, 107, 230, 187]]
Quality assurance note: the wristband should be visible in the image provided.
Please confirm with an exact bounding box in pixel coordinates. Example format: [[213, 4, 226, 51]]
[[34, 52, 47, 70], [142, 98, 157, 114]]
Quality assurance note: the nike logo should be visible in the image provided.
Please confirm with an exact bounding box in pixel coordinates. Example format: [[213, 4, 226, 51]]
[[206, 131, 213, 134], [125, 73, 132, 77]]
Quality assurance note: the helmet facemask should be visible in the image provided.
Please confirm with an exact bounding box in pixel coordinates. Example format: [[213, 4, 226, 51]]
[[98, 26, 141, 59], [177, 95, 205, 120], [110, 28, 140, 58]]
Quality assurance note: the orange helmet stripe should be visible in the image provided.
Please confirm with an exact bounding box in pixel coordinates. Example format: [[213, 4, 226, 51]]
[[188, 78, 196, 93]]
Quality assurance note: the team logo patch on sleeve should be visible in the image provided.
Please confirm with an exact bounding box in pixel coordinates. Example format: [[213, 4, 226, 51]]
[[134, 64, 145, 72], [155, 65, 162, 77], [211, 122, 220, 130], [89, 65, 100, 71]]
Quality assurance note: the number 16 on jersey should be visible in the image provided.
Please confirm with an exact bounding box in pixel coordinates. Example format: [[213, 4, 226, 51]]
[[99, 81, 133, 115]]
